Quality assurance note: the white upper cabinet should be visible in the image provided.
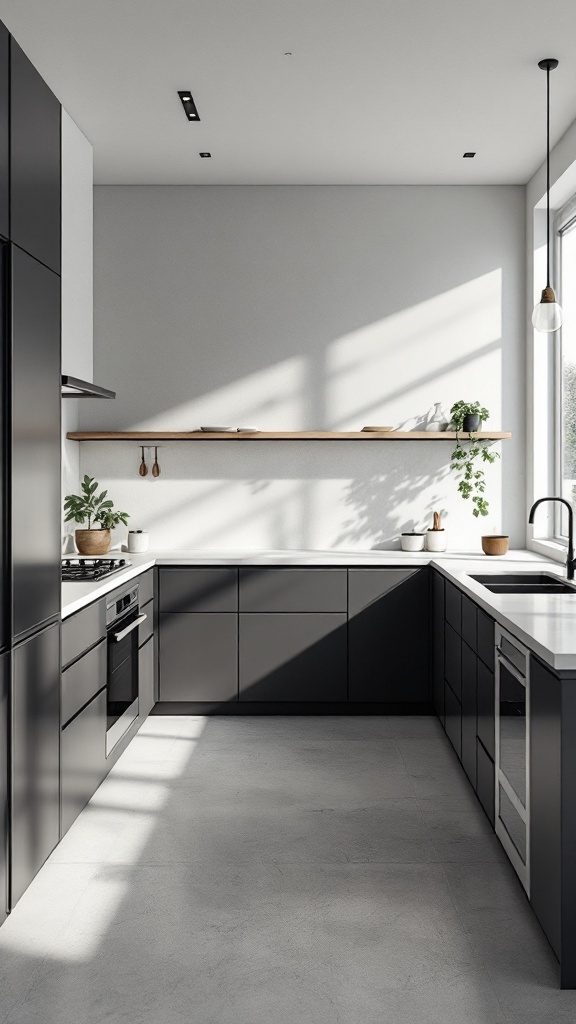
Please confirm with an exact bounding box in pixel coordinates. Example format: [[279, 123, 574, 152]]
[[61, 110, 93, 381]]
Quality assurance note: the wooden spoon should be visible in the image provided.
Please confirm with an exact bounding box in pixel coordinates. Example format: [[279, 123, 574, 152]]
[[152, 447, 161, 478], [139, 447, 148, 477]]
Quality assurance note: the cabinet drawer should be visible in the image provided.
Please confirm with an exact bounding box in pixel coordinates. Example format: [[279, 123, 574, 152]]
[[62, 599, 106, 669], [461, 595, 477, 651], [159, 568, 238, 613], [461, 642, 477, 789], [239, 568, 347, 612], [239, 613, 347, 702], [444, 680, 462, 759], [445, 581, 462, 634], [139, 604, 154, 647], [348, 569, 420, 617], [477, 659, 495, 759], [61, 639, 106, 727], [477, 609, 495, 670], [61, 689, 107, 837], [445, 623, 462, 701], [159, 613, 238, 702], [138, 569, 154, 608], [476, 739, 495, 827]]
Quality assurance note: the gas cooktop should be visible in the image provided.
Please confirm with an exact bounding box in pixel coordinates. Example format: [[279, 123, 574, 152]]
[[62, 558, 131, 582]]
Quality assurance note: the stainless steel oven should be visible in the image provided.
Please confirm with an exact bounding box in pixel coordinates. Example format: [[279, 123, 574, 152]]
[[495, 626, 530, 894], [106, 583, 147, 756]]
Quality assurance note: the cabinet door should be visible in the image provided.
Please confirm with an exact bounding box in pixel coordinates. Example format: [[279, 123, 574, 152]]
[[444, 680, 462, 759], [10, 38, 60, 272], [530, 656, 561, 960], [11, 623, 60, 908], [445, 623, 462, 701], [432, 571, 445, 722], [61, 689, 106, 837], [159, 613, 237, 702], [445, 581, 462, 634], [461, 643, 477, 788], [240, 568, 347, 612], [61, 640, 106, 727], [348, 569, 429, 703], [0, 23, 8, 239], [477, 658, 495, 760], [62, 599, 106, 669], [159, 568, 238, 613], [139, 636, 155, 718], [11, 247, 61, 640], [239, 614, 347, 702], [0, 652, 8, 925], [477, 609, 495, 670], [461, 595, 477, 651], [476, 738, 495, 827]]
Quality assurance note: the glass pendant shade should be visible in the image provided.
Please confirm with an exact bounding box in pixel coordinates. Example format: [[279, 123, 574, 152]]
[[532, 286, 563, 333]]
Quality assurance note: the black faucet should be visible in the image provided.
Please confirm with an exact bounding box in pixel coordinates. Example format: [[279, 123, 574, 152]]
[[528, 497, 576, 580]]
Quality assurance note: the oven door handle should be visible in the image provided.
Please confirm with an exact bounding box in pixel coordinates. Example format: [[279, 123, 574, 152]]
[[112, 613, 147, 642]]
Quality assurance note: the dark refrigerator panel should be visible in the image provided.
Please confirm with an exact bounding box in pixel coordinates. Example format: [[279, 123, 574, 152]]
[[0, 651, 7, 924], [11, 246, 61, 641], [0, 243, 7, 654], [0, 22, 8, 240], [11, 622, 60, 908]]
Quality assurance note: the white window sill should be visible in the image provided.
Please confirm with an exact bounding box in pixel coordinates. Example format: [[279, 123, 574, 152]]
[[527, 537, 568, 564]]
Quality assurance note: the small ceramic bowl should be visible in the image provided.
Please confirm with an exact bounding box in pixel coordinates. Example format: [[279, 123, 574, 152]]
[[400, 532, 426, 552], [481, 535, 509, 556]]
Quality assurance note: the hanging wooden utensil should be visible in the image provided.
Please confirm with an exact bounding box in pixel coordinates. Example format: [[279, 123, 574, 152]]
[[152, 446, 161, 478], [139, 446, 148, 477]]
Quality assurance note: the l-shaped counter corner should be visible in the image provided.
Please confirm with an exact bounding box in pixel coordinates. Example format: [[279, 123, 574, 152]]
[[62, 548, 576, 671]]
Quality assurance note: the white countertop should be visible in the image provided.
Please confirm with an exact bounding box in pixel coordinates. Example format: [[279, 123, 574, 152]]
[[61, 548, 576, 671]]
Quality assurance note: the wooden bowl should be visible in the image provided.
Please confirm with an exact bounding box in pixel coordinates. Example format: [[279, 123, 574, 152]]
[[481, 535, 509, 556]]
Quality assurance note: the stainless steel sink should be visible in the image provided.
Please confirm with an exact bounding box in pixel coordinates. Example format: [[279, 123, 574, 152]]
[[470, 573, 576, 595]]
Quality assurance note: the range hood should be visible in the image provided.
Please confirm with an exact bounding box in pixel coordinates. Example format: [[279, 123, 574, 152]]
[[61, 375, 116, 399]]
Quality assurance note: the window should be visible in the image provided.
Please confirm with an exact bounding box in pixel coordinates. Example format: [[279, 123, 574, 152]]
[[556, 198, 576, 538]]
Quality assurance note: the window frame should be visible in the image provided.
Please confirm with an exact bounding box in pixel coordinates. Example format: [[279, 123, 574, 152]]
[[553, 196, 576, 540]]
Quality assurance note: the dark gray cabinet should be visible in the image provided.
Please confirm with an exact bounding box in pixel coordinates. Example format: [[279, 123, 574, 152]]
[[139, 638, 155, 718], [11, 622, 60, 908], [159, 613, 238, 703], [461, 641, 477, 788], [240, 568, 346, 612], [11, 246, 61, 641], [348, 568, 429, 703], [445, 623, 461, 701], [432, 571, 445, 722], [61, 639, 106, 727], [0, 652, 7, 925], [0, 22, 8, 240], [61, 689, 106, 837], [62, 599, 106, 669], [476, 737, 495, 826], [159, 567, 237, 613], [239, 613, 347, 702], [445, 581, 461, 634], [530, 656, 561, 961], [477, 658, 495, 760], [10, 38, 60, 273]]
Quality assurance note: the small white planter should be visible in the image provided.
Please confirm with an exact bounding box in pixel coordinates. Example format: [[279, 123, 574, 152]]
[[426, 530, 447, 552], [127, 530, 149, 553], [400, 532, 426, 552]]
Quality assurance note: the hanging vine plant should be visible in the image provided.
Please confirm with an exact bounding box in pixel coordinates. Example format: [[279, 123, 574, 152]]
[[449, 401, 499, 518]]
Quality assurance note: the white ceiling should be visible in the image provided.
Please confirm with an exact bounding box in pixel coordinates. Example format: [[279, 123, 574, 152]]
[[1, 0, 576, 185]]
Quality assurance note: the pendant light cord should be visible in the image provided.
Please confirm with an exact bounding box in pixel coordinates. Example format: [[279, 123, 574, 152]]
[[546, 62, 551, 288]]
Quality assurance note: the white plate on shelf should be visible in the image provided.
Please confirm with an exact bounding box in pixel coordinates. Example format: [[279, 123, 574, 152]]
[[200, 426, 235, 432], [237, 427, 260, 433]]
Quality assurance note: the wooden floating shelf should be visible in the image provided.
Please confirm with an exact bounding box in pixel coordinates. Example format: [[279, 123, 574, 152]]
[[67, 431, 512, 441]]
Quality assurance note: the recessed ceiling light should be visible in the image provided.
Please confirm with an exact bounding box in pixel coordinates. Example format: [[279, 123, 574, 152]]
[[178, 90, 201, 122], [200, 152, 211, 158], [463, 152, 476, 158]]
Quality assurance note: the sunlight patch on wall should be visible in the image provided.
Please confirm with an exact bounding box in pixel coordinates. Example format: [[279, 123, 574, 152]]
[[325, 270, 503, 430]]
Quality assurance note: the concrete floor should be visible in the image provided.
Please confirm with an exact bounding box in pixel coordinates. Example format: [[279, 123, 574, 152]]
[[0, 715, 574, 1023]]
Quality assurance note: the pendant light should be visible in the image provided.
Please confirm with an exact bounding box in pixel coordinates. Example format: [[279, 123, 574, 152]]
[[532, 58, 563, 333]]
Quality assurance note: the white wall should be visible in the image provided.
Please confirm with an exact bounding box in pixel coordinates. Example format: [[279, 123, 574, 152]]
[[82, 185, 526, 551], [61, 111, 94, 549]]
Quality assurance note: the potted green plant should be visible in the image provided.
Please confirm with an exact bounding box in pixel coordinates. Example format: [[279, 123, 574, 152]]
[[449, 402, 500, 521], [64, 475, 129, 555], [449, 400, 489, 434]]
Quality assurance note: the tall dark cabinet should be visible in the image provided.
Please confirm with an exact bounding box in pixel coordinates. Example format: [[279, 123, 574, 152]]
[[11, 247, 61, 641], [0, 24, 8, 240], [0, 18, 62, 912], [9, 38, 61, 273]]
